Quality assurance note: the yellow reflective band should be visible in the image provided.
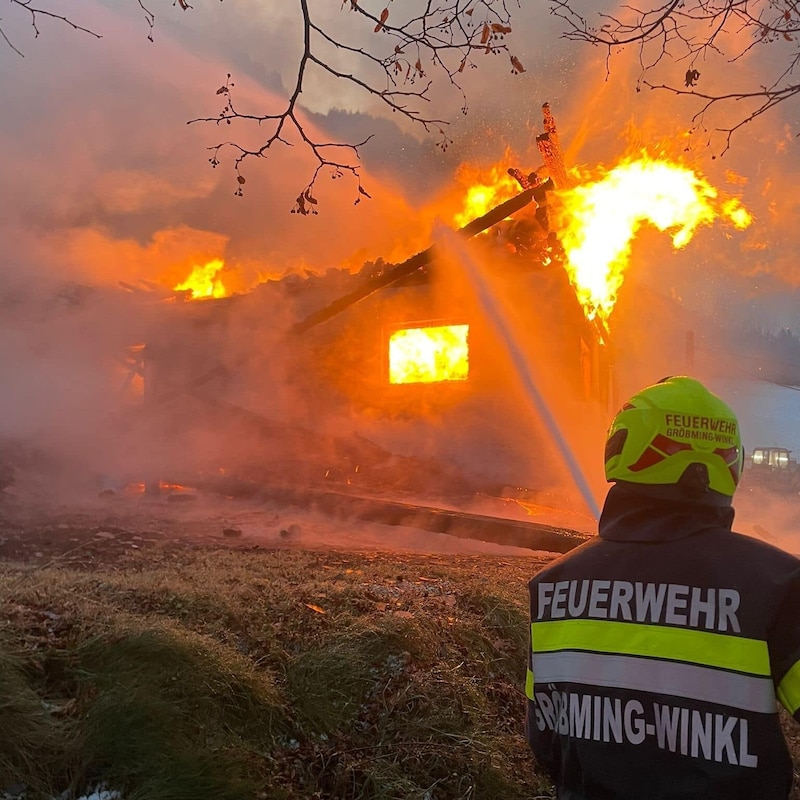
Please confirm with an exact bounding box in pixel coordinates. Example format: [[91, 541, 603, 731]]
[[777, 659, 800, 715], [531, 619, 770, 677], [525, 666, 535, 700]]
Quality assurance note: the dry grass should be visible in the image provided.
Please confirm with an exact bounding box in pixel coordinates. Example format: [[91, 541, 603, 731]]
[[0, 544, 555, 799], [0, 538, 798, 799]]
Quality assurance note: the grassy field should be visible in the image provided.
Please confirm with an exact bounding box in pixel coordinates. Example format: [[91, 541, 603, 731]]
[[0, 508, 798, 799], [0, 518, 560, 800]]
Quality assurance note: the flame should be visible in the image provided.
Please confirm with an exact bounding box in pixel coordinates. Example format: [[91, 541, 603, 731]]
[[119, 481, 192, 495], [453, 161, 520, 228], [159, 481, 192, 492], [389, 324, 469, 384], [173, 258, 228, 299], [555, 155, 752, 324]]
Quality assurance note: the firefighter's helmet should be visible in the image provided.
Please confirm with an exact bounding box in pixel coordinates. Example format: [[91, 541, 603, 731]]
[[604, 376, 743, 501]]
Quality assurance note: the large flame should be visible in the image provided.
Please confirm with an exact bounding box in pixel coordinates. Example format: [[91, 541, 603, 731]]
[[389, 324, 469, 384], [173, 258, 228, 299], [453, 160, 520, 228], [556, 155, 752, 324]]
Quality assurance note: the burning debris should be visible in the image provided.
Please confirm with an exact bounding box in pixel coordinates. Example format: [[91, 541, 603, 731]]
[[173, 258, 228, 300], [536, 101, 569, 190]]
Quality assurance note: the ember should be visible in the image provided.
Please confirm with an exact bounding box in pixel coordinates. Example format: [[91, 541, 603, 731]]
[[388, 324, 469, 385]]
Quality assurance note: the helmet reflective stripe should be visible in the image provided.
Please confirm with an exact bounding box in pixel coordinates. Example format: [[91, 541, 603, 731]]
[[629, 434, 692, 472], [715, 445, 742, 485]]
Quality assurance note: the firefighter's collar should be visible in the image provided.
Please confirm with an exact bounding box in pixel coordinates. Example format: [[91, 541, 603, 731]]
[[598, 483, 735, 543]]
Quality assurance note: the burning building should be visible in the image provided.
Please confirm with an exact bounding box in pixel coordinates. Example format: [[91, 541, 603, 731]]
[[99, 104, 754, 524]]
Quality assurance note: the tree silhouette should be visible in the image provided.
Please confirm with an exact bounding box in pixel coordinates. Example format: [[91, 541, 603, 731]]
[[548, 0, 800, 157]]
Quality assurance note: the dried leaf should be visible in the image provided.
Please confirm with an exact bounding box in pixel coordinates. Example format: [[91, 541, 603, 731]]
[[458, 58, 466, 73], [358, 185, 372, 198], [465, 7, 473, 15], [216, 86, 228, 95], [374, 7, 389, 32], [236, 175, 246, 184], [510, 55, 526, 73], [480, 23, 490, 44], [394, 44, 404, 54], [491, 23, 512, 34], [305, 603, 326, 614]]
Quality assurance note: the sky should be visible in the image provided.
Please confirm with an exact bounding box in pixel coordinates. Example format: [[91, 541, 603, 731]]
[[4, 0, 800, 537]]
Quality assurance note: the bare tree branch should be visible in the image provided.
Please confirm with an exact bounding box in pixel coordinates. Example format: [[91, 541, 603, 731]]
[[2, 0, 103, 55], [547, 0, 800, 155], [3, 0, 527, 211], [189, 0, 525, 212]]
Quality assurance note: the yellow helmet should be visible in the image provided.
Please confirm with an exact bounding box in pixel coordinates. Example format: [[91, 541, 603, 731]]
[[604, 376, 743, 501]]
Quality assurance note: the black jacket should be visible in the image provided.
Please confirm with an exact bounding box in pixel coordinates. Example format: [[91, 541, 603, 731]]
[[526, 484, 800, 800]]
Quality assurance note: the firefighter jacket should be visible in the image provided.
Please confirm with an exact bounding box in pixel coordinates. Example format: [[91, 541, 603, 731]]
[[526, 483, 800, 800]]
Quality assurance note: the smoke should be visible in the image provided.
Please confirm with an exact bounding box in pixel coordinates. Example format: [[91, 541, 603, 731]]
[[734, 490, 800, 557], [2, 0, 800, 555]]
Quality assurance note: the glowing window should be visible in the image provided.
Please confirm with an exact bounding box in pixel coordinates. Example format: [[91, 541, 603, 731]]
[[388, 324, 469, 385]]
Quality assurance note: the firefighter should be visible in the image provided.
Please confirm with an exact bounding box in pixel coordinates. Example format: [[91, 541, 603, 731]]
[[526, 376, 800, 799]]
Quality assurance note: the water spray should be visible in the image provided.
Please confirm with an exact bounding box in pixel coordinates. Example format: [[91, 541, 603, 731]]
[[440, 226, 602, 521]]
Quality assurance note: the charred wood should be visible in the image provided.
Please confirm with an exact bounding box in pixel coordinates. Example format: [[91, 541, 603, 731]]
[[536, 102, 569, 189], [291, 188, 536, 335]]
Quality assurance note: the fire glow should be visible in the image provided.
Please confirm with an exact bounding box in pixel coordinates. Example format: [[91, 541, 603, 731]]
[[174, 258, 228, 299], [555, 155, 752, 324], [388, 324, 469, 385], [453, 161, 519, 229]]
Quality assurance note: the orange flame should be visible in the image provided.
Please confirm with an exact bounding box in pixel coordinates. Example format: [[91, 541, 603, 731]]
[[173, 258, 228, 299], [555, 155, 752, 324], [453, 161, 520, 228], [389, 324, 469, 384]]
